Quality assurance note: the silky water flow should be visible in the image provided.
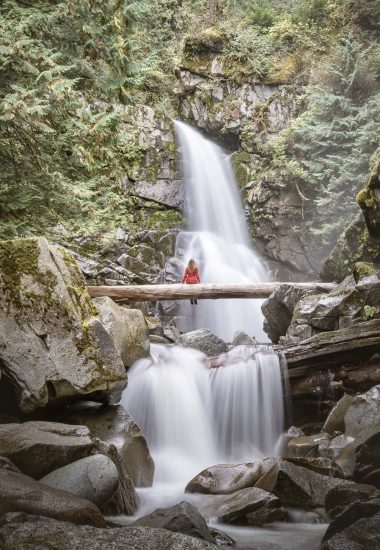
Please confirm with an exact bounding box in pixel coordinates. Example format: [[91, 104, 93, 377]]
[[121, 123, 327, 549], [174, 120, 268, 342]]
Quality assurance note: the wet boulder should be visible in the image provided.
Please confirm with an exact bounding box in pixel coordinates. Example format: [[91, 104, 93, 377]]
[[214, 487, 286, 525], [0, 237, 127, 412], [177, 329, 228, 357], [134, 501, 216, 544], [39, 454, 119, 509], [0, 421, 94, 478], [254, 458, 349, 508], [0, 469, 105, 527], [92, 297, 150, 367], [186, 462, 264, 495], [0, 514, 216, 550], [65, 404, 155, 487]]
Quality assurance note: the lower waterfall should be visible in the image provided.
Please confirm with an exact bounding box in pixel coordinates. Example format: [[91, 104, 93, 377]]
[[123, 344, 286, 488]]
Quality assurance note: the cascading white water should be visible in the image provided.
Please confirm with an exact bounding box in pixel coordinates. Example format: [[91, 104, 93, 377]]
[[123, 344, 286, 489], [174, 121, 268, 341]]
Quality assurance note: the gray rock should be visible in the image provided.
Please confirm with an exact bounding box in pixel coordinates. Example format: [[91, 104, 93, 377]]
[[186, 462, 264, 495], [214, 487, 285, 525], [323, 394, 355, 435], [65, 405, 154, 488], [177, 329, 228, 357], [261, 284, 317, 343], [134, 501, 215, 544], [287, 433, 332, 458], [93, 440, 138, 516], [0, 421, 94, 478], [255, 458, 349, 508], [325, 482, 380, 519], [0, 237, 126, 412], [322, 502, 380, 549], [0, 469, 105, 527], [93, 296, 150, 367], [0, 513, 216, 549], [231, 331, 257, 346], [131, 179, 184, 209], [325, 385, 380, 477], [39, 454, 119, 509]]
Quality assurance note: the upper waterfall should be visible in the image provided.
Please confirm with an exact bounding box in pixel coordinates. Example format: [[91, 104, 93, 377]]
[[174, 121, 269, 341]]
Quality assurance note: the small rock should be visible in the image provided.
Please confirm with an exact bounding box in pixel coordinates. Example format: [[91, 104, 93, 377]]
[[134, 501, 215, 544], [231, 331, 257, 346], [186, 462, 264, 495], [287, 433, 331, 458], [214, 487, 285, 525], [177, 329, 228, 357]]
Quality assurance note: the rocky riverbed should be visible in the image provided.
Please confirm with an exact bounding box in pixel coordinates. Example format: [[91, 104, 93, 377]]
[[0, 236, 380, 549]]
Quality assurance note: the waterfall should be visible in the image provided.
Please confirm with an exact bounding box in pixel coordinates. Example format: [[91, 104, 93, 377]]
[[174, 120, 269, 342], [123, 344, 287, 488]]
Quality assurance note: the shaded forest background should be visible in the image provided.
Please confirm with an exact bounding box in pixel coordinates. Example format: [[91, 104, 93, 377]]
[[0, 0, 379, 253]]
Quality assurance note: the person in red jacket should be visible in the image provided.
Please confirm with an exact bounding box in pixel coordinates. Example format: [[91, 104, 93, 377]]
[[182, 259, 201, 305]]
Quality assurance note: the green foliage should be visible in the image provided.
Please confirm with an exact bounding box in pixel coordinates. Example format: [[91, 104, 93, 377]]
[[0, 0, 152, 239], [363, 305, 376, 321], [270, 38, 380, 248]]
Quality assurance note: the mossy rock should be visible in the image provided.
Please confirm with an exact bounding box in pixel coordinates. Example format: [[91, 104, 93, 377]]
[[0, 237, 126, 413]]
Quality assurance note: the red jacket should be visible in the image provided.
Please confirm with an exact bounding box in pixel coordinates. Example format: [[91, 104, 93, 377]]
[[182, 266, 200, 284]]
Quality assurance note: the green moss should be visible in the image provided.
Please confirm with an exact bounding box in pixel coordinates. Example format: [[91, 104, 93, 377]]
[[353, 261, 377, 282], [74, 320, 105, 371], [0, 238, 57, 316], [357, 188, 375, 209], [363, 305, 376, 321]]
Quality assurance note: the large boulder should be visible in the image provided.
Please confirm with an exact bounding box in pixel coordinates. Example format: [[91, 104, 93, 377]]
[[176, 329, 228, 357], [39, 454, 119, 509], [0, 469, 105, 527], [213, 487, 286, 525], [261, 284, 318, 343], [186, 458, 343, 497], [322, 394, 355, 435], [0, 513, 216, 550], [322, 502, 380, 549], [92, 297, 150, 367], [0, 421, 94, 478], [131, 180, 184, 209], [325, 482, 380, 519], [0, 237, 127, 412], [254, 458, 349, 508], [323, 385, 380, 478], [65, 404, 154, 487], [134, 501, 215, 544], [186, 462, 264, 495]]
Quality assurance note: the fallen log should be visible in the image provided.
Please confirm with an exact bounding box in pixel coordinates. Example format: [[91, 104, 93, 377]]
[[87, 282, 336, 302], [284, 319, 380, 374]]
